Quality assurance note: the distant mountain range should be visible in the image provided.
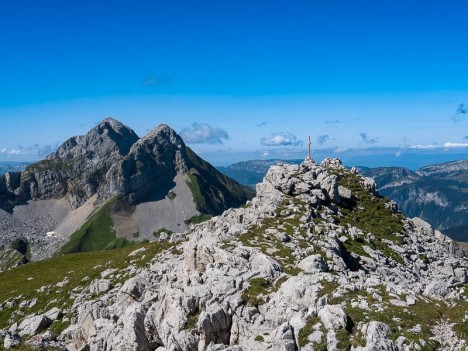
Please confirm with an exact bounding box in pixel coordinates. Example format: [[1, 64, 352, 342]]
[[0, 118, 253, 269], [218, 158, 468, 242], [0, 161, 30, 175]]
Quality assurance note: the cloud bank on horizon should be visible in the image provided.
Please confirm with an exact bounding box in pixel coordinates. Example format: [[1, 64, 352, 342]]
[[0, 143, 59, 159]]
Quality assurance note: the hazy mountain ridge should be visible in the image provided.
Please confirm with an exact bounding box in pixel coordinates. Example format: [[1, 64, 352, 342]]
[[0, 162, 30, 175], [359, 160, 468, 242]]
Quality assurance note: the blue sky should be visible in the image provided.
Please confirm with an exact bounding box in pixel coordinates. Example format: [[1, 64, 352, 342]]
[[0, 0, 467, 166]]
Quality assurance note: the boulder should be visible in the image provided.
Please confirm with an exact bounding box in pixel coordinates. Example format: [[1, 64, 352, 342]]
[[298, 254, 328, 273], [44, 307, 63, 322], [271, 323, 296, 351], [18, 315, 51, 337], [318, 305, 347, 330]]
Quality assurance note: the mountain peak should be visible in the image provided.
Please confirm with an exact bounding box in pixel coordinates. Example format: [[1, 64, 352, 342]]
[[49, 118, 139, 161], [96, 117, 129, 133], [147, 123, 180, 138], [135, 123, 185, 151]]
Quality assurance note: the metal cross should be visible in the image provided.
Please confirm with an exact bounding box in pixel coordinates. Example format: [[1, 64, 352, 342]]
[[307, 135, 311, 159]]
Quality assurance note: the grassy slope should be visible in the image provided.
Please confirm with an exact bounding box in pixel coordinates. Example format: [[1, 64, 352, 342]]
[[0, 241, 176, 331], [59, 196, 130, 254], [185, 147, 255, 215]]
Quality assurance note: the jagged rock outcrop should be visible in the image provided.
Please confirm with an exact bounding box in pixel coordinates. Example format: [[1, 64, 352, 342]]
[[2, 158, 465, 350], [0, 118, 139, 211]]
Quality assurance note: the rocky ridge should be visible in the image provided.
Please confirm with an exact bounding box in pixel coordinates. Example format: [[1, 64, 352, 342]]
[[1, 158, 467, 350], [218, 158, 468, 242], [0, 119, 253, 262]]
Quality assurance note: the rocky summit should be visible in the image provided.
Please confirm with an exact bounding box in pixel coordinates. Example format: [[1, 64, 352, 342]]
[[0, 157, 467, 350], [0, 118, 253, 265]]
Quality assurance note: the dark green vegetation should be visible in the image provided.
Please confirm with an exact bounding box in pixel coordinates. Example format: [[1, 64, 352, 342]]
[[24, 158, 72, 173], [186, 213, 213, 225], [331, 170, 406, 264], [185, 309, 201, 331], [241, 277, 272, 307], [59, 197, 131, 254], [0, 346, 61, 351], [185, 147, 255, 215], [10, 239, 29, 256], [359, 160, 468, 242], [254, 335, 265, 342], [0, 241, 175, 332]]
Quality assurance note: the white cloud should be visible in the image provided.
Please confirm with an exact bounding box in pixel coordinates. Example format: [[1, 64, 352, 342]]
[[0, 148, 25, 155], [409, 144, 439, 150], [443, 142, 468, 148], [261, 132, 303, 147], [180, 123, 229, 144], [409, 142, 468, 150], [0, 143, 59, 157]]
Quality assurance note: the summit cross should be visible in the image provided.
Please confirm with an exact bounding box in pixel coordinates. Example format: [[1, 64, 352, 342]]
[[307, 135, 311, 160]]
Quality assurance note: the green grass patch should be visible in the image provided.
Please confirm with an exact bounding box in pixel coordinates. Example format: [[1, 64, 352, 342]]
[[254, 335, 265, 342], [241, 277, 272, 307], [325, 284, 468, 349], [25, 158, 72, 173], [341, 236, 370, 258], [59, 196, 132, 254], [0, 241, 175, 330], [186, 213, 213, 225], [457, 242, 468, 252], [298, 317, 327, 349], [185, 309, 200, 331], [186, 173, 205, 211], [335, 172, 405, 242], [331, 171, 406, 264]]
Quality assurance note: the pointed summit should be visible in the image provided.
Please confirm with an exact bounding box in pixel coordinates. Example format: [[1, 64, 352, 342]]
[[135, 123, 185, 151], [49, 118, 139, 160]]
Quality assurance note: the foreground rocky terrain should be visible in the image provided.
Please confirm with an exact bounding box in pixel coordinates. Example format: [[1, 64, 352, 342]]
[[0, 118, 253, 266], [1, 157, 467, 350]]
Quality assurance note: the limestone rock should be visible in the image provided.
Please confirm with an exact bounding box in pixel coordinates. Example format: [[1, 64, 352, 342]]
[[318, 305, 348, 330], [18, 315, 51, 337]]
